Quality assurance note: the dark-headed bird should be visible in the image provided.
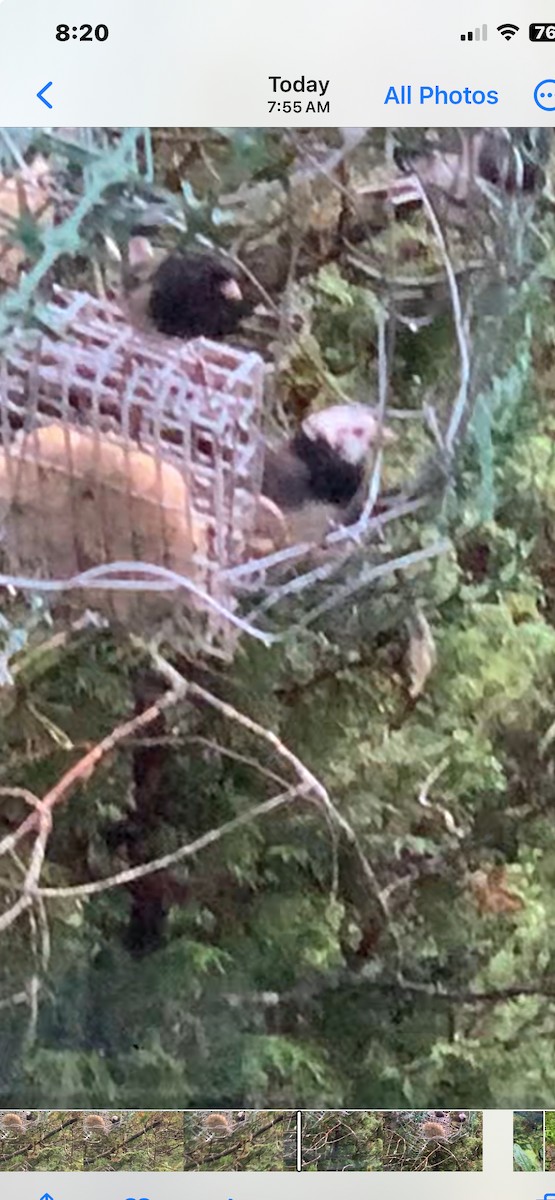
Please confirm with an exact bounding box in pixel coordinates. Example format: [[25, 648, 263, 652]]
[[260, 403, 396, 546], [122, 236, 247, 340]]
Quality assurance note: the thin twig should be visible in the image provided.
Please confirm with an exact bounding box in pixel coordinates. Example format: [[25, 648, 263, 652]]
[[417, 755, 463, 839], [0, 988, 29, 1011], [358, 311, 388, 524], [418, 756, 450, 805], [0, 686, 187, 931], [240, 497, 428, 620], [0, 561, 275, 647], [37, 787, 303, 899], [135, 645, 388, 919], [224, 968, 555, 1011], [184, 735, 291, 792], [218, 245, 281, 318], [409, 174, 471, 454], [299, 539, 451, 629], [0, 130, 27, 172]]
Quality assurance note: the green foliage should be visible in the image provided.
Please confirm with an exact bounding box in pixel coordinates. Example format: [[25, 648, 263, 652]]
[[514, 1110, 544, 1171], [0, 129, 149, 338], [546, 1109, 555, 1169], [303, 1110, 383, 1171], [514, 1143, 540, 1171], [311, 265, 382, 380]]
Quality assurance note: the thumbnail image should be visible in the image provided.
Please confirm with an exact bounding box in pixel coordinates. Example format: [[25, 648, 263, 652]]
[[301, 1110, 382, 1171], [545, 1112, 555, 1170], [513, 1111, 544, 1172], [0, 125, 553, 1111], [0, 1111, 38, 1171], [183, 1110, 296, 1170], [0, 1110, 184, 1172], [0, 1111, 80, 1171], [83, 1110, 183, 1171], [382, 1111, 482, 1172]]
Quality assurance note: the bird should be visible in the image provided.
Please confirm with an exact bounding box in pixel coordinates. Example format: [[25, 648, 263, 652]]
[[202, 1112, 235, 1138], [420, 1120, 447, 1142], [0, 1112, 35, 1138], [122, 236, 247, 340], [0, 406, 396, 619], [260, 403, 396, 546], [83, 1113, 121, 1140]]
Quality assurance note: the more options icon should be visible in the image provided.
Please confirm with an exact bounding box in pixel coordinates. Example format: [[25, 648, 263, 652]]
[[534, 78, 555, 109]]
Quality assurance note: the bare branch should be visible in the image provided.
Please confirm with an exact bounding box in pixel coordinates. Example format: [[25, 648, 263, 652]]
[[409, 174, 472, 454], [358, 310, 388, 526], [0, 684, 187, 931], [241, 497, 428, 620], [299, 539, 452, 629], [37, 787, 303, 900], [0, 561, 275, 647]]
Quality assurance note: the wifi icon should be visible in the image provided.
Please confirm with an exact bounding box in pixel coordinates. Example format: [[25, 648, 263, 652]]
[[497, 22, 519, 40]]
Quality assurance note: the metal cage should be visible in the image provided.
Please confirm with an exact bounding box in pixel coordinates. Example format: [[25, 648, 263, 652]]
[[0, 287, 265, 647]]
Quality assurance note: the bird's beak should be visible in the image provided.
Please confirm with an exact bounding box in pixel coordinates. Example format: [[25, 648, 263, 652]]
[[127, 235, 156, 268], [220, 277, 243, 302]]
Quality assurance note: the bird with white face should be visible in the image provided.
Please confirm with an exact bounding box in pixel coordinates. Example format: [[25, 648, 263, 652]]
[[260, 402, 396, 546]]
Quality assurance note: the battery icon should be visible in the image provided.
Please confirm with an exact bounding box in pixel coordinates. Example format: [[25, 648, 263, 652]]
[[530, 23, 555, 40]]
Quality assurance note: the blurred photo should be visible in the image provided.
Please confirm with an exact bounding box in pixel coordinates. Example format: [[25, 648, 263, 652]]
[[0, 127, 552, 1110]]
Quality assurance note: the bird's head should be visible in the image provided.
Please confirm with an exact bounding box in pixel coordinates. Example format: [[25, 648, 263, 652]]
[[302, 404, 396, 466], [205, 258, 243, 304], [126, 237, 243, 302]]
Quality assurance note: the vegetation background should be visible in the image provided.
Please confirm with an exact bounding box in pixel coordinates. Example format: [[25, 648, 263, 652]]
[[0, 1109, 294, 1171], [0, 1107, 479, 1171], [545, 1110, 555, 1169], [382, 1109, 482, 1172], [302, 1109, 383, 1170], [0, 127, 554, 1110], [513, 1110, 544, 1171]]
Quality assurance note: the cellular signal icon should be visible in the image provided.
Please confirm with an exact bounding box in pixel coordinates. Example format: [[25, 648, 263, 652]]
[[497, 22, 519, 39], [461, 23, 488, 41]]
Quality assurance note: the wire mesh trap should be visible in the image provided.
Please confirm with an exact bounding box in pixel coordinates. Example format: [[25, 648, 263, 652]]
[[0, 286, 265, 649]]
